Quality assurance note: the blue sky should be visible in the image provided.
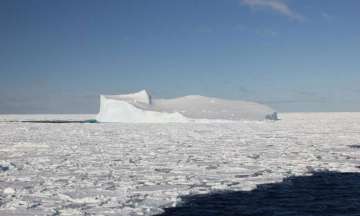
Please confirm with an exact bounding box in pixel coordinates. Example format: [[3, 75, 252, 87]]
[[1, 0, 360, 113]]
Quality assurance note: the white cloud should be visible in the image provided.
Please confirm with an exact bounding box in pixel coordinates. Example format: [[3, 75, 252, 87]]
[[241, 0, 304, 21]]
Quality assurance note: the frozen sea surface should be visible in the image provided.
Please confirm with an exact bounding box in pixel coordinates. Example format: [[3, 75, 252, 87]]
[[0, 113, 360, 215]]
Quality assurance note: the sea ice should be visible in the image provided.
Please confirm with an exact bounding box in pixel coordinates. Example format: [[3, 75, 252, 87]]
[[1, 113, 360, 215]]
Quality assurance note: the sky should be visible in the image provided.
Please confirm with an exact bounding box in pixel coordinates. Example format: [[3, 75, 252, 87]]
[[1, 0, 360, 113]]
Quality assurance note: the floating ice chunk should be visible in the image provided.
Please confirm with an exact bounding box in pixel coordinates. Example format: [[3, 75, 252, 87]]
[[59, 208, 83, 216], [3, 187, 15, 195], [96, 90, 276, 122], [265, 112, 279, 120]]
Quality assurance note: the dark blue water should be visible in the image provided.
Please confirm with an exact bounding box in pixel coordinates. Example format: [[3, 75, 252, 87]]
[[3, 119, 98, 123], [158, 171, 360, 216]]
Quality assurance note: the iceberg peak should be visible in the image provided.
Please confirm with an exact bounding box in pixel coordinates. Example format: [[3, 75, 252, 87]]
[[104, 89, 151, 105]]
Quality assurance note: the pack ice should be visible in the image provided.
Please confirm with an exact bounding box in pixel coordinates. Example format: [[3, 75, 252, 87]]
[[96, 90, 277, 123]]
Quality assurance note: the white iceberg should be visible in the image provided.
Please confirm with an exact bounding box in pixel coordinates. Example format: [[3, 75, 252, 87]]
[[96, 90, 277, 123]]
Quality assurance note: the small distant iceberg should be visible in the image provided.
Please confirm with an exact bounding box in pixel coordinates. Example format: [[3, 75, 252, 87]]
[[96, 90, 278, 123]]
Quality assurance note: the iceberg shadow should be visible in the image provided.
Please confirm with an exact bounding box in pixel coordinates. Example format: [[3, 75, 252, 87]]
[[157, 171, 360, 216]]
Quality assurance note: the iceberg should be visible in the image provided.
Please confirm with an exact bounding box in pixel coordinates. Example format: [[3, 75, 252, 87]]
[[96, 90, 277, 123]]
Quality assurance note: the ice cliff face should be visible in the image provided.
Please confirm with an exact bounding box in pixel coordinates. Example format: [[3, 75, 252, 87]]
[[96, 90, 277, 123], [96, 93, 187, 123]]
